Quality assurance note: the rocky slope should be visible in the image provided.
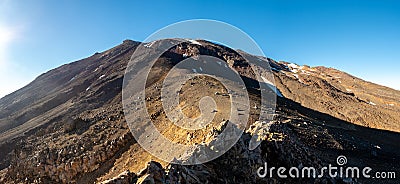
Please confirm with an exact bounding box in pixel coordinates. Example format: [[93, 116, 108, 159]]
[[0, 39, 399, 183], [270, 61, 400, 132]]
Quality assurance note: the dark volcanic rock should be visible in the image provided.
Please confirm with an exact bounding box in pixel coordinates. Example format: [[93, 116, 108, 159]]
[[0, 39, 399, 184]]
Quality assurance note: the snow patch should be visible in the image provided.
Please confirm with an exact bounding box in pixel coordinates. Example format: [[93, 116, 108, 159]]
[[69, 76, 76, 82], [186, 39, 202, 45], [287, 63, 299, 69], [388, 104, 394, 106], [99, 74, 106, 79], [86, 87, 91, 91], [369, 101, 376, 106], [144, 41, 155, 48], [286, 63, 302, 73], [94, 65, 103, 72]]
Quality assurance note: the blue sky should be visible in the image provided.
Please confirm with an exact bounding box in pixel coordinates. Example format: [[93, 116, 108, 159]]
[[0, 0, 399, 97]]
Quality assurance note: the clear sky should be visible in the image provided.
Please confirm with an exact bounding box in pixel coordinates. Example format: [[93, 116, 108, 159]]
[[0, 0, 399, 98]]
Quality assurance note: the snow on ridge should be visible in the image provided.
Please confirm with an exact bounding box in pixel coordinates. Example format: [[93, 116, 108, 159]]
[[185, 39, 202, 46], [286, 63, 301, 73], [144, 41, 155, 48], [285, 63, 315, 75], [287, 63, 299, 69]]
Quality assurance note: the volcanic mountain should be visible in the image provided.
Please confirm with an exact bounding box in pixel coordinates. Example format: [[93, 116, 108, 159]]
[[0, 39, 399, 183]]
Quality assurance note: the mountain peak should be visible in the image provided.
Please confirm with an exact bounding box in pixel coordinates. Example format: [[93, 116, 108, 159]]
[[122, 39, 139, 45], [0, 38, 399, 183]]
